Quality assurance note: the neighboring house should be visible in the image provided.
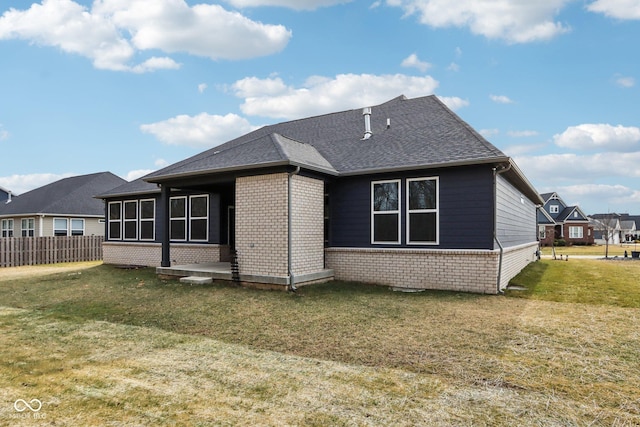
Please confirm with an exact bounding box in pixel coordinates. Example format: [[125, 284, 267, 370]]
[[0, 172, 126, 237], [591, 213, 639, 244], [98, 95, 543, 294], [537, 192, 594, 246], [0, 186, 12, 203]]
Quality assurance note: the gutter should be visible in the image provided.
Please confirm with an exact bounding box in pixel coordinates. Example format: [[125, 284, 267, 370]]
[[493, 163, 512, 294], [288, 166, 301, 291]]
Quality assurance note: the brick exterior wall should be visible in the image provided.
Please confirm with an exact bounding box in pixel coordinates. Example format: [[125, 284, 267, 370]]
[[498, 242, 540, 290], [103, 242, 226, 267], [290, 175, 325, 277], [235, 173, 289, 279], [326, 242, 539, 294]]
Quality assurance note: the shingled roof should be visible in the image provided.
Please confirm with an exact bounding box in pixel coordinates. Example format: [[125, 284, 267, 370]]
[[0, 172, 126, 217], [144, 95, 508, 181]]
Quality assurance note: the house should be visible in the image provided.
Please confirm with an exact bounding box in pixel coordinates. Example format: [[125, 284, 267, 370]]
[[537, 192, 594, 246], [590, 213, 639, 244], [0, 172, 126, 237], [98, 95, 543, 294], [0, 185, 12, 203]]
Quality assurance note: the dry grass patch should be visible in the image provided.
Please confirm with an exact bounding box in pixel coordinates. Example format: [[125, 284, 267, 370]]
[[0, 261, 639, 425]]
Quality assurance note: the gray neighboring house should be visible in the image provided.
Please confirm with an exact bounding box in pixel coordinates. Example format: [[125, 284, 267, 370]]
[[0, 186, 12, 203], [99, 95, 543, 294], [0, 172, 126, 237]]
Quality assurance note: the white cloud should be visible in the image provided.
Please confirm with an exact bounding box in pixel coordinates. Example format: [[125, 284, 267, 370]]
[[0, 0, 291, 72], [401, 53, 431, 72], [479, 128, 499, 137], [545, 183, 640, 213], [447, 62, 460, 72], [436, 96, 469, 111], [140, 112, 259, 147], [507, 130, 538, 137], [231, 73, 439, 119], [225, 0, 351, 9], [0, 125, 8, 141], [154, 158, 169, 167], [514, 152, 640, 183], [587, 0, 640, 20], [0, 173, 75, 195], [553, 124, 640, 152], [125, 169, 155, 181], [198, 83, 208, 94], [615, 75, 636, 88], [490, 94, 514, 104], [386, 0, 572, 43]]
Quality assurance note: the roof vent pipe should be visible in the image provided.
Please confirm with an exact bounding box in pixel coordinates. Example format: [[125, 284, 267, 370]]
[[362, 107, 372, 140]]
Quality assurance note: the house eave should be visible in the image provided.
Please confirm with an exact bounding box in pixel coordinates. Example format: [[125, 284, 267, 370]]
[[339, 157, 510, 177], [144, 160, 339, 184]]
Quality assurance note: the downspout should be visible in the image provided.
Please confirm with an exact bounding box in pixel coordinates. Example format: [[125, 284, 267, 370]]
[[288, 166, 301, 291], [493, 163, 511, 294]]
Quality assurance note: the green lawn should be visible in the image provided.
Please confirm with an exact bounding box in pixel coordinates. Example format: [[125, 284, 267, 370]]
[[0, 260, 639, 425], [540, 242, 640, 257]]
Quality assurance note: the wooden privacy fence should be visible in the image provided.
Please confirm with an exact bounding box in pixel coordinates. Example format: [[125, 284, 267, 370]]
[[0, 236, 104, 268]]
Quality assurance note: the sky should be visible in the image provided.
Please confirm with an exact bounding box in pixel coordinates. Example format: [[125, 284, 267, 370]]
[[0, 0, 639, 215]]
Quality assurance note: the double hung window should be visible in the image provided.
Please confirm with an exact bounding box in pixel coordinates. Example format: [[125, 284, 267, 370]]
[[21, 218, 35, 237], [371, 177, 439, 245], [108, 202, 122, 239], [140, 199, 155, 240], [170, 197, 187, 241], [54, 218, 68, 236], [1, 219, 13, 237], [407, 178, 438, 244], [372, 180, 400, 244], [124, 201, 138, 240]]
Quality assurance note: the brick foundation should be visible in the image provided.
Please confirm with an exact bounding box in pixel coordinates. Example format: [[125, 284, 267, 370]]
[[326, 242, 538, 294], [103, 242, 228, 267]]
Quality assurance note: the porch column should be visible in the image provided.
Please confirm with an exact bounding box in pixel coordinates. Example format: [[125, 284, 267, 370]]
[[160, 184, 171, 267]]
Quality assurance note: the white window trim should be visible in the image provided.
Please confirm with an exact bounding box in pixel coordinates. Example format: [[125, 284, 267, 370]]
[[1, 218, 14, 237], [569, 226, 583, 239], [53, 218, 69, 236], [189, 195, 209, 242], [123, 200, 139, 241], [139, 199, 156, 241], [371, 179, 401, 245], [170, 196, 188, 242], [550, 205, 559, 214], [71, 218, 85, 236], [406, 177, 439, 245], [21, 218, 35, 237], [108, 201, 122, 240]]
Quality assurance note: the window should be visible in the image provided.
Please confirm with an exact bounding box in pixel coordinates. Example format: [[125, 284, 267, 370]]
[[573, 211, 578, 218], [569, 226, 583, 239], [372, 180, 400, 244], [170, 196, 187, 241], [407, 177, 438, 244], [108, 202, 122, 240], [550, 205, 559, 214], [21, 218, 35, 237], [140, 199, 155, 240], [189, 195, 208, 241], [124, 200, 138, 240], [1, 219, 13, 237], [54, 218, 68, 236], [71, 219, 84, 236], [539, 226, 546, 240]]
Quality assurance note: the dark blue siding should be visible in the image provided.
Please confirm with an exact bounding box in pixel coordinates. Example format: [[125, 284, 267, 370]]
[[329, 165, 495, 249]]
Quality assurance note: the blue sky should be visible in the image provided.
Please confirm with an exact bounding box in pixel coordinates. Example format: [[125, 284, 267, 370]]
[[1, 0, 639, 215]]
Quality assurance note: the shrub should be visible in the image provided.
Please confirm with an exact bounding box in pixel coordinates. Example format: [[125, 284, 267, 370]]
[[554, 239, 566, 247]]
